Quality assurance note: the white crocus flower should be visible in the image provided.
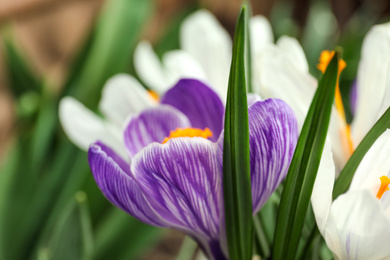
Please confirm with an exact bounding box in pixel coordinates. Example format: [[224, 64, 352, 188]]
[[254, 22, 390, 173], [311, 130, 390, 260], [134, 9, 274, 100], [59, 75, 157, 160], [59, 9, 274, 156]]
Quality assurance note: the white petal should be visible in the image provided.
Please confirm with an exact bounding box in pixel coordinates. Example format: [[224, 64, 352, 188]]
[[324, 190, 390, 260], [349, 129, 390, 198], [249, 15, 274, 55], [253, 45, 316, 130], [180, 9, 232, 98], [99, 74, 156, 126], [59, 97, 127, 160], [134, 41, 168, 93], [162, 50, 208, 88], [352, 22, 390, 145], [311, 141, 335, 237], [276, 36, 309, 72]]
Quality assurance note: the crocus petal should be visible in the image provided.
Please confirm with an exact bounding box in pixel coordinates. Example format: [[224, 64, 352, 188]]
[[88, 142, 167, 227], [325, 190, 390, 260], [134, 41, 168, 93], [349, 129, 390, 197], [247, 99, 298, 212], [59, 97, 127, 159], [311, 141, 335, 237], [276, 36, 309, 72], [160, 79, 224, 141], [180, 9, 232, 98], [123, 105, 191, 158], [162, 50, 208, 86], [249, 16, 274, 55], [99, 74, 156, 126], [253, 45, 316, 130], [131, 138, 223, 251], [352, 22, 390, 145]]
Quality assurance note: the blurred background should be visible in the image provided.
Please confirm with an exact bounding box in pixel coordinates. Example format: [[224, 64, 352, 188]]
[[0, 0, 389, 259]]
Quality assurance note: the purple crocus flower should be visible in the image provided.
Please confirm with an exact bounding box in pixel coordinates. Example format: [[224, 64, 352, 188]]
[[88, 79, 298, 260]]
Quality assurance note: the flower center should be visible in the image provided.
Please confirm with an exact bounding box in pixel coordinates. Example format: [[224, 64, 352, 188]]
[[148, 90, 160, 102], [162, 127, 213, 144], [376, 176, 390, 199], [317, 50, 354, 157]]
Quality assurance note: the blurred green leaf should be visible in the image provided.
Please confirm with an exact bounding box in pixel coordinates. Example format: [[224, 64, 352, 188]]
[[38, 192, 93, 260], [273, 53, 339, 260], [93, 209, 162, 260], [62, 0, 152, 108], [333, 106, 390, 199], [223, 6, 253, 260], [1, 34, 42, 98]]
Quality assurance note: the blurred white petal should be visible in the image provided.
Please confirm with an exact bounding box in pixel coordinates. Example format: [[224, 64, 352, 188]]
[[59, 97, 127, 160], [249, 15, 274, 55], [134, 41, 168, 93], [99, 74, 156, 126], [311, 141, 335, 237], [180, 9, 232, 98], [352, 22, 390, 144], [276, 36, 309, 72]]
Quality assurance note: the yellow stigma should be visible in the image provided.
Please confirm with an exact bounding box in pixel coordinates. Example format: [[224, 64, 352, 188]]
[[162, 127, 213, 144], [148, 90, 159, 102], [376, 176, 390, 199], [318, 50, 354, 157]]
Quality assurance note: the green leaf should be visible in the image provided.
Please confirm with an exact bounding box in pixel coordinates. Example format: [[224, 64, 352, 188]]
[[223, 6, 253, 260], [272, 52, 339, 260], [62, 0, 152, 108], [1, 33, 42, 98], [92, 209, 162, 260], [333, 106, 390, 199], [38, 192, 93, 260]]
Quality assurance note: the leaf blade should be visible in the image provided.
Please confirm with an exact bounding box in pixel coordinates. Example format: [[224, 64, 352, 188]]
[[223, 6, 253, 260], [272, 52, 339, 260]]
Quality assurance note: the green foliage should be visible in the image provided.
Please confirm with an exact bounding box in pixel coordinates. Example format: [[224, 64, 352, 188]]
[[223, 6, 253, 260], [273, 53, 339, 260]]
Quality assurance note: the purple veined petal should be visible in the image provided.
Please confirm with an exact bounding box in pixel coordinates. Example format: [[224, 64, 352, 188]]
[[123, 105, 191, 158], [88, 142, 168, 227], [160, 79, 224, 142], [131, 137, 223, 251], [248, 99, 298, 212]]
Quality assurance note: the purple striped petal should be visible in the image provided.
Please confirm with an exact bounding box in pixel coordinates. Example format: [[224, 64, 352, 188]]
[[88, 142, 167, 227], [160, 79, 224, 141], [248, 99, 298, 212], [131, 137, 222, 241], [124, 105, 191, 158], [350, 80, 358, 116]]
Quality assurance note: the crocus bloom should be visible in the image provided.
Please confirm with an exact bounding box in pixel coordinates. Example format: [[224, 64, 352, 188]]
[[59, 10, 273, 155], [254, 22, 390, 172], [134, 9, 274, 99], [88, 79, 298, 260], [311, 129, 390, 259]]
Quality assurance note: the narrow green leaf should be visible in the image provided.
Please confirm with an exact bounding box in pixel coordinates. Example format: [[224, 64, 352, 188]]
[[1, 34, 42, 97], [223, 6, 253, 260], [62, 0, 151, 108], [333, 106, 390, 199], [273, 53, 339, 260], [253, 214, 270, 258], [39, 192, 93, 260]]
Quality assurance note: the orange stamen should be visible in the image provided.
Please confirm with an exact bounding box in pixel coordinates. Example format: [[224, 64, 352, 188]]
[[162, 127, 213, 144], [318, 50, 354, 156], [148, 90, 160, 102], [376, 176, 390, 199]]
